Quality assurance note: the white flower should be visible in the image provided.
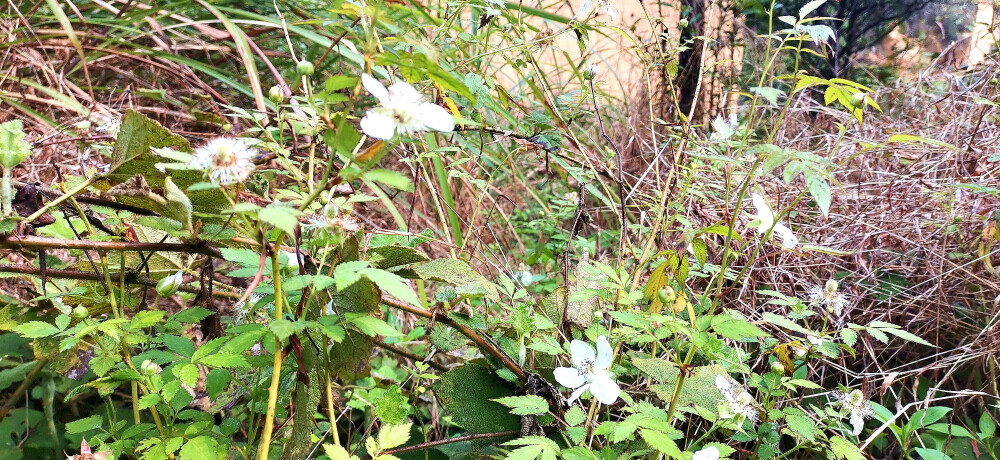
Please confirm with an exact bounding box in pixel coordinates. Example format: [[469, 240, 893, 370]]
[[190, 138, 256, 185], [575, 0, 618, 22], [807, 279, 849, 316], [95, 117, 121, 139], [516, 263, 533, 286], [806, 335, 825, 347], [751, 193, 799, 249], [832, 389, 874, 436], [692, 446, 720, 460], [554, 336, 620, 405], [715, 375, 759, 425], [359, 74, 454, 140]]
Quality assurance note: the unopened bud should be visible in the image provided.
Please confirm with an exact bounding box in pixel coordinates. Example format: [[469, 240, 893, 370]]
[[296, 60, 315, 76], [657, 287, 676, 305], [268, 85, 285, 104], [156, 270, 183, 297]]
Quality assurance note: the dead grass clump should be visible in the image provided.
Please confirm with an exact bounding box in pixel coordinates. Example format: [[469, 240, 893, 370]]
[[735, 63, 999, 403]]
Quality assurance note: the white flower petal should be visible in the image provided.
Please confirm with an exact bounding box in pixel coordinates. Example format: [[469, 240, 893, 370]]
[[361, 73, 389, 104], [595, 336, 613, 369], [692, 446, 720, 460], [850, 413, 865, 436], [772, 223, 799, 249], [570, 340, 596, 369], [553, 367, 587, 389], [360, 110, 396, 140], [589, 373, 620, 405], [419, 103, 455, 132], [567, 384, 590, 405], [751, 193, 775, 232]]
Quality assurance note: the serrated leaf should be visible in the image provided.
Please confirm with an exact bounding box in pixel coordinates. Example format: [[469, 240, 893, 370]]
[[361, 267, 421, 307], [492, 395, 549, 416], [377, 422, 412, 450], [258, 203, 301, 236], [14, 321, 60, 338], [347, 314, 403, 338]]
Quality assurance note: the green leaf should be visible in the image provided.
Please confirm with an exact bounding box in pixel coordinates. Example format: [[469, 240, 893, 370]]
[[0, 120, 32, 169], [197, 352, 249, 368], [346, 314, 403, 338], [323, 444, 359, 460], [712, 313, 770, 340], [803, 170, 831, 217], [376, 422, 412, 450], [131, 311, 166, 329], [65, 415, 102, 434], [258, 203, 301, 236], [632, 358, 680, 383], [980, 412, 996, 437], [565, 406, 586, 426], [415, 258, 500, 302], [111, 110, 190, 174], [173, 362, 199, 387], [360, 267, 421, 307], [435, 364, 520, 434], [269, 319, 303, 342], [179, 435, 218, 460], [880, 327, 935, 347], [14, 321, 60, 338], [163, 177, 193, 230], [912, 448, 952, 460], [639, 429, 682, 457], [762, 312, 816, 336], [829, 436, 865, 460], [784, 413, 817, 441], [492, 395, 549, 416], [750, 86, 784, 106], [374, 385, 410, 425]]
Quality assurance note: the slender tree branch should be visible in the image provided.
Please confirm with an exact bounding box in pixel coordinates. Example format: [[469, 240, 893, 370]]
[[378, 430, 520, 457], [381, 296, 527, 381], [0, 235, 223, 259], [0, 264, 240, 299]]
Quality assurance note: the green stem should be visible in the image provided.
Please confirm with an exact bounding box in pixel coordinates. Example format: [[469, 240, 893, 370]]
[[426, 135, 462, 246], [258, 234, 286, 460], [0, 168, 12, 216]]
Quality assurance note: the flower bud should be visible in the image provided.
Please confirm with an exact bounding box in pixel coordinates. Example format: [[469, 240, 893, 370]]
[[296, 60, 315, 76], [584, 64, 599, 80], [141, 360, 161, 376], [657, 287, 676, 305], [678, 18, 689, 28], [156, 270, 183, 297], [770, 360, 786, 375], [824, 278, 838, 293], [71, 306, 89, 320], [849, 92, 865, 108], [268, 85, 285, 104]]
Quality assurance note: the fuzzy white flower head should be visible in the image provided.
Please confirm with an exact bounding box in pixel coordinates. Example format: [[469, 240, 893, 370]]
[[190, 138, 256, 185], [832, 389, 874, 436], [359, 74, 455, 140], [807, 278, 849, 316], [554, 336, 620, 405], [751, 193, 798, 249], [715, 375, 759, 425], [692, 446, 720, 460]]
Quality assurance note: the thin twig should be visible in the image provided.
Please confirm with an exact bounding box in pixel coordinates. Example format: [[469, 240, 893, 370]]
[[381, 296, 527, 381], [0, 265, 240, 299], [0, 235, 224, 259], [378, 430, 520, 457]]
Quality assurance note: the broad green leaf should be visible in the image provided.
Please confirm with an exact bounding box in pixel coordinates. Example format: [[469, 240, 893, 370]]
[[14, 321, 60, 338], [361, 267, 421, 307], [414, 258, 500, 302]]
